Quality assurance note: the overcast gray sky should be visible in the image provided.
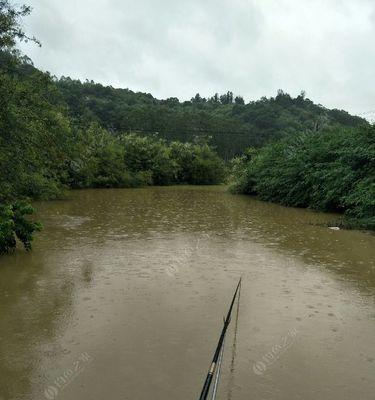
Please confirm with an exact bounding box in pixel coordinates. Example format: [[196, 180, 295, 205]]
[[20, 0, 375, 116]]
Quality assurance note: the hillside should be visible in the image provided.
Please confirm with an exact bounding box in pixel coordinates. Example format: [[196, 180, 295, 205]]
[[5, 50, 367, 159], [56, 77, 368, 158]]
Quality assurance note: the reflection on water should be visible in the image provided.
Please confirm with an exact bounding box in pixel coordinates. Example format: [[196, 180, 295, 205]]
[[0, 186, 374, 400]]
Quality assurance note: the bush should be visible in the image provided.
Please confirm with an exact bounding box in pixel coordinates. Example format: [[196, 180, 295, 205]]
[[170, 141, 225, 184], [0, 205, 16, 254], [231, 126, 375, 229], [19, 173, 63, 200], [0, 201, 42, 254], [120, 134, 177, 185]]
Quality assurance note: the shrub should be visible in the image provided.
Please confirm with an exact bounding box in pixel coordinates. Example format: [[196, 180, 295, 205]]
[[0, 201, 42, 254], [231, 126, 375, 229]]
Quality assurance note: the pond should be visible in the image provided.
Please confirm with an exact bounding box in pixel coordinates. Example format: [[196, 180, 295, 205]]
[[0, 186, 374, 400]]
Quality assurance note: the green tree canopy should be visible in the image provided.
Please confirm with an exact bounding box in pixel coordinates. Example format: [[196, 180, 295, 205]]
[[0, 0, 40, 49]]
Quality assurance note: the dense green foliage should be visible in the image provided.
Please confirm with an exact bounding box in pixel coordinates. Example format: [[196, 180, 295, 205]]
[[0, 51, 72, 201], [231, 126, 375, 229], [0, 202, 42, 254], [63, 126, 225, 189], [0, 1, 45, 253], [57, 79, 367, 159]]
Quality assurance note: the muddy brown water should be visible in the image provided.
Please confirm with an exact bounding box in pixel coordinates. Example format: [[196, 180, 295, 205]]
[[0, 186, 374, 400]]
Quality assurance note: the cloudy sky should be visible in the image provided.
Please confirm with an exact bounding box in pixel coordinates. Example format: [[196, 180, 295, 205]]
[[20, 0, 375, 116]]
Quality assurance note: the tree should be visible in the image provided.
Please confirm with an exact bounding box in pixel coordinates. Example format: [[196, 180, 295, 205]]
[[0, 1, 40, 49], [234, 96, 245, 105], [191, 93, 206, 104], [210, 93, 220, 104], [220, 91, 234, 105]]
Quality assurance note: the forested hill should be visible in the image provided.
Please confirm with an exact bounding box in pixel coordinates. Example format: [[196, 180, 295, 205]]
[[6, 52, 367, 158], [56, 77, 367, 158]]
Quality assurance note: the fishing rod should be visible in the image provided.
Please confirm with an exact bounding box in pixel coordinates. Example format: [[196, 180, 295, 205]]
[[226, 280, 241, 400], [198, 278, 242, 400], [211, 331, 225, 399]]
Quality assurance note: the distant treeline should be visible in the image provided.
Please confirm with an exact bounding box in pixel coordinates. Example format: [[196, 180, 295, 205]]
[[3, 54, 367, 160], [0, 50, 225, 200], [231, 126, 375, 230], [56, 78, 367, 159]]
